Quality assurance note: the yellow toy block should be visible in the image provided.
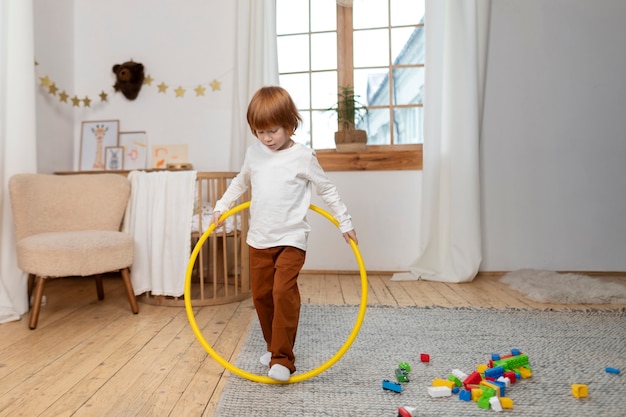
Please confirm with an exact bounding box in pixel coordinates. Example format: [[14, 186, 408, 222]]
[[572, 384, 589, 398], [518, 367, 532, 379], [479, 380, 501, 397], [471, 388, 483, 401], [477, 363, 488, 374], [432, 378, 455, 389], [500, 397, 514, 409]]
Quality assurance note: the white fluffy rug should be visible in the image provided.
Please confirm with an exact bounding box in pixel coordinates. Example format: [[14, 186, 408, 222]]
[[500, 269, 626, 304]]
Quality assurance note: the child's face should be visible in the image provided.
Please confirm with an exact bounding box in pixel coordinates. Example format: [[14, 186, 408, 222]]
[[255, 126, 292, 151]]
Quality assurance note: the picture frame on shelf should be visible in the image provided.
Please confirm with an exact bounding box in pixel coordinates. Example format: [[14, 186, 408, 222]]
[[151, 144, 189, 169], [79, 120, 119, 171], [119, 131, 148, 170], [104, 146, 124, 170]]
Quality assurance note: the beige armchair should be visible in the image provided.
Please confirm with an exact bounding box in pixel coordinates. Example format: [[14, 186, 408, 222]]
[[9, 173, 139, 329]]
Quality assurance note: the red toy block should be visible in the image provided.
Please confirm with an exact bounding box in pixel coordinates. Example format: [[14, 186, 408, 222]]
[[504, 371, 517, 384], [463, 371, 482, 389], [420, 353, 430, 363]]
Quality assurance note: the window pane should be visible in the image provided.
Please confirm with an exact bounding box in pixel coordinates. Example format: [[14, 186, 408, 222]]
[[390, 0, 425, 26], [311, 32, 337, 71], [312, 110, 337, 149], [392, 67, 424, 105], [279, 73, 310, 109], [354, 68, 389, 107], [354, 29, 389, 68], [277, 0, 309, 35], [393, 27, 425, 65], [364, 108, 391, 145], [277, 35, 310, 73], [311, 71, 337, 110], [394, 107, 423, 144], [353, 0, 388, 29], [293, 110, 311, 147], [311, 0, 336, 32]]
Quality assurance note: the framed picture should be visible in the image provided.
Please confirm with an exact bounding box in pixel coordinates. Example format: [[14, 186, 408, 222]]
[[104, 146, 124, 170], [79, 120, 120, 171], [119, 131, 148, 170], [151, 144, 189, 169]]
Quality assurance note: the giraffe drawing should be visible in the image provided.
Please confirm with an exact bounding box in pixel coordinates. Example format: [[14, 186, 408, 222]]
[[92, 124, 108, 169]]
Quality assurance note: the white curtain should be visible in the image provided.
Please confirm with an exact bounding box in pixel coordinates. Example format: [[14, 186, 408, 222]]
[[0, 0, 38, 323], [229, 0, 279, 169], [393, 0, 491, 283]]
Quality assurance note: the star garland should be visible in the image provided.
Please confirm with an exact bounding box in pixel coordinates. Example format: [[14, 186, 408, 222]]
[[35, 61, 223, 108]]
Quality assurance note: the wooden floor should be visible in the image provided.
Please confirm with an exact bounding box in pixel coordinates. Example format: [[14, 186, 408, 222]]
[[0, 272, 624, 417]]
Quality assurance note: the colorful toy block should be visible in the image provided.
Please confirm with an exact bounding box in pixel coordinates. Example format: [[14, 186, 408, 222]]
[[492, 354, 529, 371], [484, 365, 504, 379], [395, 368, 410, 383], [459, 389, 472, 401], [571, 384, 588, 398], [447, 374, 462, 387], [420, 353, 430, 363], [432, 378, 455, 389], [463, 371, 482, 389], [427, 386, 452, 397], [489, 396, 503, 412], [451, 368, 468, 381], [397, 406, 418, 417], [471, 388, 483, 401], [517, 366, 532, 379], [383, 379, 403, 393], [477, 396, 491, 410], [500, 397, 514, 409]]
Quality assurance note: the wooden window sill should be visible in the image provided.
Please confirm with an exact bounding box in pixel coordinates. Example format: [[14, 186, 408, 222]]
[[316, 144, 422, 171]]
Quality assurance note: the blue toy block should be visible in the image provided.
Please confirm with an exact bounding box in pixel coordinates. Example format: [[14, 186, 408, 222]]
[[452, 387, 460, 394], [493, 380, 506, 397], [605, 367, 621, 375], [484, 366, 504, 379], [382, 379, 403, 393], [459, 389, 471, 401], [491, 353, 501, 361], [511, 348, 521, 356]]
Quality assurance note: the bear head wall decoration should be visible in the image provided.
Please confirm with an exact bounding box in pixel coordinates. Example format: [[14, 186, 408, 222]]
[[112, 60, 145, 100]]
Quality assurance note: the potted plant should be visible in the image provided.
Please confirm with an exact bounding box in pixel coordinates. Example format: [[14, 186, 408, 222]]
[[328, 85, 368, 152]]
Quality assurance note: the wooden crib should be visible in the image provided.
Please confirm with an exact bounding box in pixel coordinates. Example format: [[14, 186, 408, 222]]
[[138, 171, 251, 307]]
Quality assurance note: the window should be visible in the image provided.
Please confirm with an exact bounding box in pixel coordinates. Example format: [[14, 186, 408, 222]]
[[276, 0, 425, 171]]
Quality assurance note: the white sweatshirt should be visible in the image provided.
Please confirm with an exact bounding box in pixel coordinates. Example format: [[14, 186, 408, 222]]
[[213, 141, 353, 251]]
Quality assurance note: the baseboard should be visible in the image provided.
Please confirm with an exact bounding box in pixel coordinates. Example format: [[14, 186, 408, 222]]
[[301, 269, 626, 278]]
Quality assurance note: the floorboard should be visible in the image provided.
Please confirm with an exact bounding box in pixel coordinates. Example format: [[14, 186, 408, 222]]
[[0, 272, 624, 417]]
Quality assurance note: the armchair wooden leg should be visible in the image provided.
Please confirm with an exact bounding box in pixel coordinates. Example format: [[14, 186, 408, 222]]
[[120, 268, 139, 314], [95, 275, 105, 300], [27, 274, 36, 307], [29, 276, 47, 330]]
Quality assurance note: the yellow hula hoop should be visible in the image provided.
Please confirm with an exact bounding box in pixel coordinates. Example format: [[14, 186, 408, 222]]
[[184, 202, 368, 384]]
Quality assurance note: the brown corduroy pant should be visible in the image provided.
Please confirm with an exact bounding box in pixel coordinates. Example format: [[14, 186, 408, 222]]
[[249, 245, 306, 373]]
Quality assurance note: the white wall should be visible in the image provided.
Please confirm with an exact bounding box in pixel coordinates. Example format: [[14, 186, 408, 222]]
[[34, 0, 74, 174], [480, 0, 626, 271], [34, 0, 626, 273]]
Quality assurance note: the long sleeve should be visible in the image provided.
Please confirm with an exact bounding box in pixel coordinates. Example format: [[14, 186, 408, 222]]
[[306, 153, 354, 233], [213, 163, 250, 214]]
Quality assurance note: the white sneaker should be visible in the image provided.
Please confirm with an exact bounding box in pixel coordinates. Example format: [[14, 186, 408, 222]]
[[260, 351, 271, 367], [268, 364, 291, 381]]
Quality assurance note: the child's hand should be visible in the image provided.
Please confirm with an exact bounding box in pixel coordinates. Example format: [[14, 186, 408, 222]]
[[343, 229, 358, 245], [211, 211, 223, 228]]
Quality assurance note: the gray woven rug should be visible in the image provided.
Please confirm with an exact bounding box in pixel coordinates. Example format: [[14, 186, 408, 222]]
[[215, 305, 626, 416]]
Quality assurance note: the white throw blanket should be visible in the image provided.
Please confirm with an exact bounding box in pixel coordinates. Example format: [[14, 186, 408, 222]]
[[123, 170, 197, 297]]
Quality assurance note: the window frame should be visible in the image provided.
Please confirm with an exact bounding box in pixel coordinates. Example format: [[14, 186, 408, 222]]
[[277, 1, 424, 171]]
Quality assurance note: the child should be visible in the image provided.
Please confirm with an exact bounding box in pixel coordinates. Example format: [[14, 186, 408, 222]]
[[211, 86, 357, 381]]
